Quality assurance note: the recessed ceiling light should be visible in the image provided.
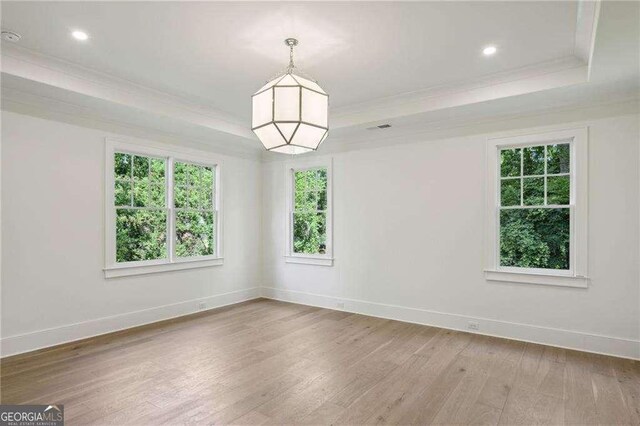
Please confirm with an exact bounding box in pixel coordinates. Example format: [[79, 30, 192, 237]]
[[483, 46, 497, 56], [71, 30, 88, 41]]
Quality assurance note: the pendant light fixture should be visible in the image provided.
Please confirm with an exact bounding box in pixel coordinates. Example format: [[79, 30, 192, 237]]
[[252, 38, 329, 154]]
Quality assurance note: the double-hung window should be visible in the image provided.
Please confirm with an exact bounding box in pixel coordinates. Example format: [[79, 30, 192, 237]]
[[484, 128, 588, 287], [285, 158, 333, 266], [105, 139, 222, 277]]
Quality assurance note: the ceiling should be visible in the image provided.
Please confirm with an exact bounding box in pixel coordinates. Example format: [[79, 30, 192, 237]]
[[1, 1, 580, 117], [1, 1, 638, 158]]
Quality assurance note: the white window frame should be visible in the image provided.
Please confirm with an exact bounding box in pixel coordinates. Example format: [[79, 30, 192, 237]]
[[104, 138, 223, 278], [285, 157, 333, 266], [484, 128, 588, 288]]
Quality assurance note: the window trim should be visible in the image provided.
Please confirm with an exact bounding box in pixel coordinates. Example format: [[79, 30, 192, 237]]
[[484, 128, 588, 288], [284, 157, 334, 266], [104, 138, 224, 278]]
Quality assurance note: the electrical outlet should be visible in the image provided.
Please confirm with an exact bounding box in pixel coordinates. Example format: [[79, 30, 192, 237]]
[[336, 301, 345, 310], [468, 321, 480, 331], [198, 301, 207, 311]]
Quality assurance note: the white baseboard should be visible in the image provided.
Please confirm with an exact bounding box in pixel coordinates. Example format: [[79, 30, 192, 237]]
[[1, 287, 261, 358], [261, 286, 640, 360], [5, 286, 637, 360]]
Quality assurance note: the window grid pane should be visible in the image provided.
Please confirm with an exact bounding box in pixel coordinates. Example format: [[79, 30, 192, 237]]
[[523, 177, 544, 206], [499, 143, 571, 208], [115, 208, 168, 262], [175, 211, 216, 257], [499, 208, 570, 270]]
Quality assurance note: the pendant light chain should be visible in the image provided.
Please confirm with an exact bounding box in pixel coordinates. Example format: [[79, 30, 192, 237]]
[[265, 39, 315, 83], [287, 42, 295, 74]]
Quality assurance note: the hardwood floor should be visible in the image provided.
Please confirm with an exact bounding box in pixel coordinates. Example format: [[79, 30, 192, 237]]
[[1, 298, 638, 425]]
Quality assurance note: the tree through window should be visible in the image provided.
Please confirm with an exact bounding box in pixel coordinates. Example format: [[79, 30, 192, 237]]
[[114, 152, 167, 262], [174, 162, 216, 257], [292, 168, 328, 254], [111, 151, 218, 264], [499, 143, 571, 269]]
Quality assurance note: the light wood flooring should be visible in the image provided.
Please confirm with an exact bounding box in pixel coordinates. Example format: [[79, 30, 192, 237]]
[[1, 298, 638, 425]]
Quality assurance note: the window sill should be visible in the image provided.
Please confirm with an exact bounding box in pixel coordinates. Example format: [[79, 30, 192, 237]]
[[105, 258, 224, 278], [285, 256, 334, 267], [484, 269, 588, 288]]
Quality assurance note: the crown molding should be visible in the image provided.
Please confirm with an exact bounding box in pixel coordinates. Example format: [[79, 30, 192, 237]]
[[1, 44, 593, 135], [574, 0, 601, 78], [263, 96, 639, 161], [333, 97, 639, 154], [1, 86, 262, 161], [1, 44, 256, 141], [0, 0, 601, 155], [330, 0, 601, 129], [330, 56, 589, 129]]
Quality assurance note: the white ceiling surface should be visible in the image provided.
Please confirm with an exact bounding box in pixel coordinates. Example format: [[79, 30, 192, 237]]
[[1, 1, 579, 116], [1, 1, 638, 158], [327, 0, 640, 146]]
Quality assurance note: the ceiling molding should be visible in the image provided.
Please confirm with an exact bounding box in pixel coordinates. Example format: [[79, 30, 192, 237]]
[[1, 45, 256, 141], [0, 0, 604, 157], [330, 56, 589, 129], [1, 86, 262, 161], [330, 0, 601, 129], [332, 97, 639, 154], [5, 82, 637, 164], [574, 0, 601, 78], [264, 96, 638, 161]]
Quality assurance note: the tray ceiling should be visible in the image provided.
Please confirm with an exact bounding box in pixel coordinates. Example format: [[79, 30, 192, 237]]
[[1, 1, 636, 158]]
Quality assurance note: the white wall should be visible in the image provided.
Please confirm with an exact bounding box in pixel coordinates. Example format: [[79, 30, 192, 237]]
[[2, 108, 639, 360], [262, 112, 640, 359], [1, 111, 262, 356]]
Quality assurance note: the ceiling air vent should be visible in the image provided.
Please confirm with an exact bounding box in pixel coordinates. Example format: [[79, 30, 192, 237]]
[[1, 31, 21, 42], [366, 124, 392, 130]]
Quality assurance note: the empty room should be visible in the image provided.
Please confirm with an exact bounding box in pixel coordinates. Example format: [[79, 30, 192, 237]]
[[0, 1, 638, 425]]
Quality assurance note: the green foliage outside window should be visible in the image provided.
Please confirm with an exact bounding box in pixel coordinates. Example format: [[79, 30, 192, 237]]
[[116, 209, 167, 262], [113, 154, 216, 262], [293, 168, 327, 254], [114, 152, 167, 262], [174, 162, 215, 257], [500, 208, 570, 269], [499, 144, 571, 270]]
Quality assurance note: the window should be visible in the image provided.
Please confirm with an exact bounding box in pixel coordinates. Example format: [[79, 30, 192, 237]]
[[174, 161, 216, 258], [285, 158, 333, 266], [484, 128, 588, 287], [105, 139, 223, 277], [293, 168, 328, 254]]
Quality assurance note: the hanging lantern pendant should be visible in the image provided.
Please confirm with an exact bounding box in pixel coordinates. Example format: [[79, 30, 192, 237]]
[[251, 38, 329, 155]]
